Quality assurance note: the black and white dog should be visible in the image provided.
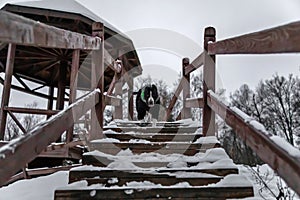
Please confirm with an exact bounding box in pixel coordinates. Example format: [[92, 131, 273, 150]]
[[135, 84, 161, 121]]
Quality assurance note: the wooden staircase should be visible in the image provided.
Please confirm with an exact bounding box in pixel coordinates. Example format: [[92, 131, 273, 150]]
[[54, 120, 254, 199]]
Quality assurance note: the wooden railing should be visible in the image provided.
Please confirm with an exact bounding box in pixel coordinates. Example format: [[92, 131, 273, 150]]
[[166, 21, 300, 195]]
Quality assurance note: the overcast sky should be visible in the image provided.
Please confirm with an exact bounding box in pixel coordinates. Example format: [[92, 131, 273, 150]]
[[1, 0, 300, 106]]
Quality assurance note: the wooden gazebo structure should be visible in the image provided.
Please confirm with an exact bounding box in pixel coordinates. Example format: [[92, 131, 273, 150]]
[[0, 0, 142, 139]]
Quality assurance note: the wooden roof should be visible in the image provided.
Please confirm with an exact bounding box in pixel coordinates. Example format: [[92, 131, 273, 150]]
[[0, 0, 142, 90]]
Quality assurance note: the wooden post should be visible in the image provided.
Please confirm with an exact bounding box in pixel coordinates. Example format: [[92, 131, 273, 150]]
[[203, 27, 216, 136], [90, 22, 104, 140], [127, 76, 134, 120], [114, 77, 123, 119], [0, 43, 16, 139], [182, 57, 191, 119], [56, 61, 67, 110], [47, 86, 54, 119], [66, 49, 80, 143]]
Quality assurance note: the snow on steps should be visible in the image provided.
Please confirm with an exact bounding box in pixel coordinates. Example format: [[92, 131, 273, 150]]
[[54, 120, 254, 199]]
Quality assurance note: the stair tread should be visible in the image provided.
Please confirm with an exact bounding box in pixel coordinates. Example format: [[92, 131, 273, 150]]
[[55, 185, 253, 200]]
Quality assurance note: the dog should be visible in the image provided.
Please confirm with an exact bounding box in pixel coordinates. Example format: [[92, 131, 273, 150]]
[[135, 84, 161, 121]]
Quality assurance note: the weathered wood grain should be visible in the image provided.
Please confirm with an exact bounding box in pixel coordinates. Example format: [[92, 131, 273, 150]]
[[0, 10, 101, 50], [184, 52, 204, 75], [208, 21, 300, 54]]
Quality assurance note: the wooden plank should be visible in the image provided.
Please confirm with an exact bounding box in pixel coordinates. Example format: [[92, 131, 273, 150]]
[[186, 97, 204, 108], [0, 43, 16, 139], [69, 170, 221, 186], [0, 89, 100, 186], [184, 52, 204, 75], [69, 168, 238, 182], [55, 187, 253, 199], [208, 21, 300, 54], [207, 90, 300, 196], [164, 77, 184, 121], [5, 107, 59, 115], [0, 10, 101, 50], [203, 27, 216, 136]]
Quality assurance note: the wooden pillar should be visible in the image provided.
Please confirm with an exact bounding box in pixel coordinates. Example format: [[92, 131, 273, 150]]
[[203, 27, 216, 136], [66, 49, 80, 143], [56, 61, 67, 110], [127, 76, 134, 120], [47, 86, 54, 119], [0, 43, 16, 139], [182, 57, 191, 119], [114, 77, 123, 119], [90, 22, 104, 140]]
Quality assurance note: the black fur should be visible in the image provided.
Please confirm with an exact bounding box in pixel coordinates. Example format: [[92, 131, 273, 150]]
[[136, 84, 160, 120]]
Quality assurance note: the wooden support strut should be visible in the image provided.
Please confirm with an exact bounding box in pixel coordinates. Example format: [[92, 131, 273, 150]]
[[90, 22, 105, 140], [0, 43, 16, 140], [202, 27, 216, 136]]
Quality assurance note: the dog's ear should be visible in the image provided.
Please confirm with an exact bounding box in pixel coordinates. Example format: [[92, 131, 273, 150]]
[[151, 84, 158, 91]]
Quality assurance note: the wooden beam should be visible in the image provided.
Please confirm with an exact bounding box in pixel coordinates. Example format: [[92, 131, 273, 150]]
[[0, 89, 100, 186], [0, 10, 101, 50], [208, 21, 300, 54], [182, 58, 191, 119], [203, 27, 216, 136], [4, 107, 59, 115], [208, 90, 300, 196], [184, 52, 204, 76], [0, 43, 16, 139], [127, 76, 134, 120], [186, 97, 204, 108]]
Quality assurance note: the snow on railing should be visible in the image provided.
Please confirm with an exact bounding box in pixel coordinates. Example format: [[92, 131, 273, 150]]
[[207, 90, 300, 195]]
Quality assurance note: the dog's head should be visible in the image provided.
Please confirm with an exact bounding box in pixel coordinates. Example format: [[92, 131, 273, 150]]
[[141, 84, 160, 107]]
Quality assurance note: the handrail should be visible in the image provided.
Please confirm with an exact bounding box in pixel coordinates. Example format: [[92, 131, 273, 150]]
[[208, 21, 300, 55], [207, 90, 300, 195], [0, 10, 101, 50], [184, 52, 204, 75], [0, 89, 100, 186]]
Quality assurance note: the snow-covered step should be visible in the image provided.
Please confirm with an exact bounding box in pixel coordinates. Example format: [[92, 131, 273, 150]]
[[55, 174, 254, 199], [87, 136, 220, 156], [69, 168, 223, 186], [104, 132, 203, 142]]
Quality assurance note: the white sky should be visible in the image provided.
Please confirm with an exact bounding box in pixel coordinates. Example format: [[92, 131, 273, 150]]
[[1, 0, 300, 107]]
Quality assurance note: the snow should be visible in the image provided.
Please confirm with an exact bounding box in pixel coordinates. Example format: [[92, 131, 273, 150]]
[[194, 136, 219, 144], [270, 136, 300, 158], [210, 174, 252, 187], [208, 90, 230, 107], [0, 171, 69, 200], [90, 138, 120, 143]]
